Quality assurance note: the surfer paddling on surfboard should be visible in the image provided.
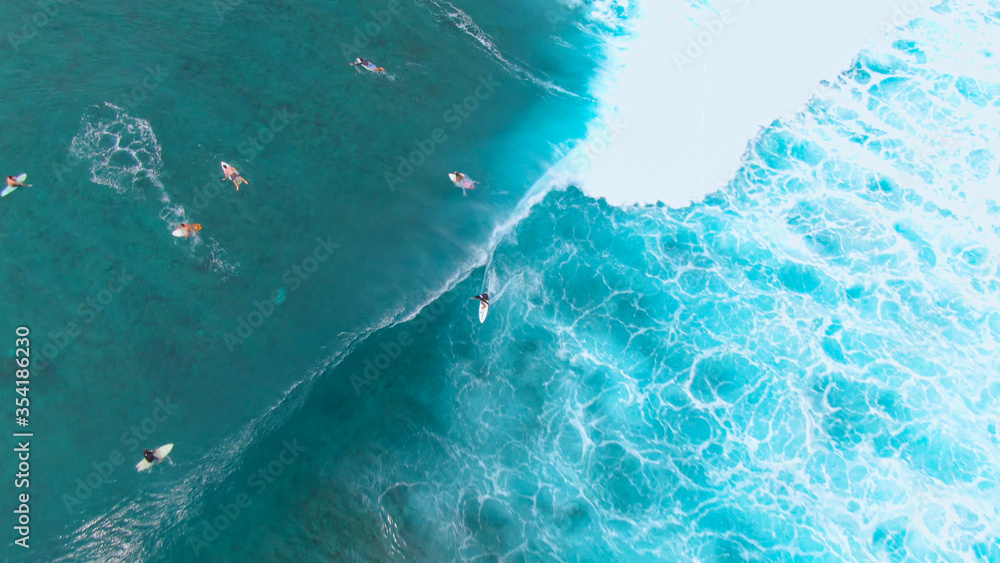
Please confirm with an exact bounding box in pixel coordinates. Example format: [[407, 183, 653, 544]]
[[2, 174, 31, 198], [449, 172, 478, 195], [221, 162, 248, 191], [6, 175, 30, 189], [350, 57, 385, 73], [137, 443, 174, 471], [172, 223, 202, 238]]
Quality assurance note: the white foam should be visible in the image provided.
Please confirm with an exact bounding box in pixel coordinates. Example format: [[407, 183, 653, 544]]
[[576, 0, 940, 207], [70, 103, 239, 276], [71, 103, 168, 200], [426, 0, 584, 98]]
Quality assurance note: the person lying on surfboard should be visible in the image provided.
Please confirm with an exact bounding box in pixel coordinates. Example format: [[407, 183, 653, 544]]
[[450, 172, 478, 195], [173, 223, 203, 238], [143, 449, 156, 463], [472, 292, 489, 305], [350, 57, 385, 73], [221, 162, 248, 191], [6, 175, 30, 188]]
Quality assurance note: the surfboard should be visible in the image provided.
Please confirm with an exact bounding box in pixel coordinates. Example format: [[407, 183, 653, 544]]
[[171, 227, 189, 238], [479, 300, 489, 323], [1, 174, 27, 198], [450, 173, 477, 194], [221, 161, 247, 190], [136, 443, 173, 472], [354, 59, 383, 73]]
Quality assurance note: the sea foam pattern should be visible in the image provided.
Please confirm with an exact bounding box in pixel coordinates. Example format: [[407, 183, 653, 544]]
[[69, 103, 238, 278], [351, 3, 1000, 561], [70, 103, 169, 200]]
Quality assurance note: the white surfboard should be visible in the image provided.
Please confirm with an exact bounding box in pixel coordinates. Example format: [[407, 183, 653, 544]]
[[353, 59, 384, 73], [450, 173, 477, 195], [479, 300, 489, 323], [136, 443, 173, 472], [221, 161, 248, 190], [171, 227, 188, 238], [1, 174, 28, 198]]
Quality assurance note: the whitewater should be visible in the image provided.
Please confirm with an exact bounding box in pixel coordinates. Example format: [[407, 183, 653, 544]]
[[575, 0, 945, 206]]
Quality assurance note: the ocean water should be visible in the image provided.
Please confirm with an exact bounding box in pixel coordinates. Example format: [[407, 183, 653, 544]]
[[2, 0, 1000, 561]]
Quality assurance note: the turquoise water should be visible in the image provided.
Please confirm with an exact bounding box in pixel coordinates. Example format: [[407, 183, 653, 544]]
[[3, 0, 1000, 561], [0, 0, 601, 560]]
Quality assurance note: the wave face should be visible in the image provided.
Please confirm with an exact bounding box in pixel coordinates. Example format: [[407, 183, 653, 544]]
[[161, 1, 1000, 560]]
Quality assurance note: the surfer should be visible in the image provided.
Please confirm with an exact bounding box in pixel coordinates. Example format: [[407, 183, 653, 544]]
[[2, 174, 31, 198], [350, 57, 385, 73], [6, 176, 29, 188], [221, 162, 248, 190], [472, 292, 490, 323], [450, 172, 477, 195], [173, 223, 202, 238], [136, 443, 173, 471]]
